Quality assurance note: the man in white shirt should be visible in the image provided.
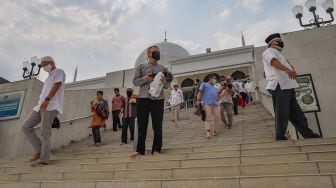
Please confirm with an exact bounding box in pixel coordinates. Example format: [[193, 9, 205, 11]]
[[245, 77, 256, 104], [232, 79, 241, 115], [169, 83, 184, 121], [262, 33, 320, 141], [22, 56, 66, 167]]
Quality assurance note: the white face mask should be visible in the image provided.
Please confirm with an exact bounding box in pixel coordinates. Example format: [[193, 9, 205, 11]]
[[43, 64, 53, 72], [274, 45, 283, 52]]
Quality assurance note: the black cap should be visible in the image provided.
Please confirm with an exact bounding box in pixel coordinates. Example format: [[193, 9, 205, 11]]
[[265, 33, 281, 44]]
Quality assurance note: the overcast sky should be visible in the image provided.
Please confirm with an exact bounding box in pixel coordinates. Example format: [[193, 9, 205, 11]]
[[0, 0, 332, 82]]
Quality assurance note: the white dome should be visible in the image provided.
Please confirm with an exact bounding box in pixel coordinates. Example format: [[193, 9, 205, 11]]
[[134, 41, 190, 68]]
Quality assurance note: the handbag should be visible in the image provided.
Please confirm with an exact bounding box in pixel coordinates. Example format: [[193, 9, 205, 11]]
[[52, 117, 60, 129]]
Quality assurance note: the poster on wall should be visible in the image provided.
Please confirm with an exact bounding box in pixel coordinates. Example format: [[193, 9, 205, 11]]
[[295, 74, 320, 113], [0, 90, 26, 120]]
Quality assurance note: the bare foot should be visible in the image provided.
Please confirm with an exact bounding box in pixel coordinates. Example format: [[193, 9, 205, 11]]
[[131, 152, 141, 158], [94, 143, 101, 147], [31, 162, 48, 167], [28, 153, 40, 162], [206, 131, 211, 139], [152, 151, 161, 155], [213, 131, 219, 136]]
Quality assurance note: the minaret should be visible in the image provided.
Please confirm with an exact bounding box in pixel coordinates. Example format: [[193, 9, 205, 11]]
[[164, 30, 167, 42], [73, 66, 78, 82], [241, 32, 246, 47]]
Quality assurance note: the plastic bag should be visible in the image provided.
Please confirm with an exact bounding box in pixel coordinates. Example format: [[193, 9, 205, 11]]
[[149, 72, 164, 97]]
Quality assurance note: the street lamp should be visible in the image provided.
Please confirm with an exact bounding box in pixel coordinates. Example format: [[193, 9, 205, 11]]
[[22, 56, 41, 79], [292, 0, 334, 29]]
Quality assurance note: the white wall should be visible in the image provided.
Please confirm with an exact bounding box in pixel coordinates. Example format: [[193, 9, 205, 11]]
[[171, 46, 254, 75], [0, 79, 117, 158], [254, 25, 336, 138], [0, 79, 44, 157]]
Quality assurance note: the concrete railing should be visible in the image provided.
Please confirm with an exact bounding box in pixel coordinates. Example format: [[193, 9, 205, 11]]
[[33, 112, 113, 153]]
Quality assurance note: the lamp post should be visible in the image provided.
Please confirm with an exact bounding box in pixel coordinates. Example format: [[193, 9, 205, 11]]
[[22, 56, 41, 79], [292, 0, 334, 29]]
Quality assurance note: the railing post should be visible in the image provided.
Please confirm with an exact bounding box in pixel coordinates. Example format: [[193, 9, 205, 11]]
[[174, 105, 178, 127], [186, 101, 188, 120]]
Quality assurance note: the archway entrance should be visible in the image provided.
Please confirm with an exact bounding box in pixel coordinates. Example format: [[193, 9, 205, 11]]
[[231, 71, 246, 80]]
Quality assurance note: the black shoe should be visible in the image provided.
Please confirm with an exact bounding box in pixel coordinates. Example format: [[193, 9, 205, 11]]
[[308, 133, 321, 138]]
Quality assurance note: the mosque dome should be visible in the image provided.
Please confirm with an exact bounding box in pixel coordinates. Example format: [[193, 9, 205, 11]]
[[134, 41, 190, 67]]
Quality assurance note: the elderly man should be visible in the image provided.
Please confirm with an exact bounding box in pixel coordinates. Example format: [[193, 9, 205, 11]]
[[169, 83, 184, 121], [22, 56, 66, 167], [132, 45, 173, 157], [262, 33, 320, 140], [121, 87, 137, 145]]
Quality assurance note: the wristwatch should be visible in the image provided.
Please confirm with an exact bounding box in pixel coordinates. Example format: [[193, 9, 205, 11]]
[[45, 97, 51, 101]]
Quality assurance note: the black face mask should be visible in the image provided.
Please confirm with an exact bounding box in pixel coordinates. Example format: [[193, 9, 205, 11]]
[[276, 41, 284, 48], [152, 51, 160, 61], [126, 91, 133, 97]]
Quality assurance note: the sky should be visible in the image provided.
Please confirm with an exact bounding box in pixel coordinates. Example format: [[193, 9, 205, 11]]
[[0, 0, 333, 83]]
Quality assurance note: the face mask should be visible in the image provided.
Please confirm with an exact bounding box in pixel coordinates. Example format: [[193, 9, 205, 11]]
[[43, 64, 52, 72], [211, 79, 217, 85], [274, 41, 284, 51], [126, 91, 133, 97], [152, 51, 160, 61]]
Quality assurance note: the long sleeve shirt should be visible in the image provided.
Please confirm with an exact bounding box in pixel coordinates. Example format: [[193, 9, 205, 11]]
[[133, 62, 173, 100]]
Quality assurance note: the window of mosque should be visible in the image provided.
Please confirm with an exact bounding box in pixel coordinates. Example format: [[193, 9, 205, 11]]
[[181, 78, 194, 88]]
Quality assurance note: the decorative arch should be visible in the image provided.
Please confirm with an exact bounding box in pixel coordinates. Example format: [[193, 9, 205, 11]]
[[181, 78, 195, 88], [231, 71, 246, 80]]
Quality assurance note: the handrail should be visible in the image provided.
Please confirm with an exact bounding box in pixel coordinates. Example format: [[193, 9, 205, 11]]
[[33, 111, 112, 129], [164, 99, 194, 110], [259, 91, 272, 98]]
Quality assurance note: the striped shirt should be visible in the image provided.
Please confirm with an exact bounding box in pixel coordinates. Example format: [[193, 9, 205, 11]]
[[122, 95, 137, 118]]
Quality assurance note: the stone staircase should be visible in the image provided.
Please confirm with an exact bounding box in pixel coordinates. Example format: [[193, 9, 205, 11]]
[[0, 104, 336, 188]]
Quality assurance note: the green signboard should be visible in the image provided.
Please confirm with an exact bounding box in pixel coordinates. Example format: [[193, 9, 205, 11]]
[[0, 90, 25, 120], [295, 74, 320, 113]]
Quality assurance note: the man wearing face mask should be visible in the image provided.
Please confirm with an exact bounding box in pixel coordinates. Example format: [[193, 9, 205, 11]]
[[22, 56, 66, 167], [112, 88, 125, 131], [121, 87, 137, 145], [262, 33, 320, 140], [132, 45, 173, 157]]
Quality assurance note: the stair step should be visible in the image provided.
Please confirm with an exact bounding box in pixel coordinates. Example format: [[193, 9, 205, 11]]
[[1, 161, 335, 182], [0, 175, 335, 188]]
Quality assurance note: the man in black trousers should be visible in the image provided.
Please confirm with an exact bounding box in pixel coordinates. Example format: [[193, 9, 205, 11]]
[[262, 33, 320, 140], [131, 45, 173, 157]]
